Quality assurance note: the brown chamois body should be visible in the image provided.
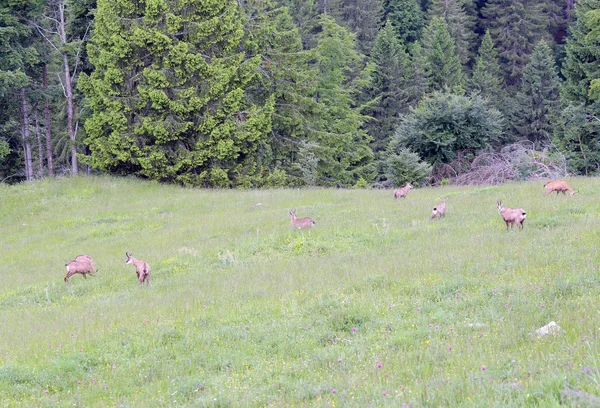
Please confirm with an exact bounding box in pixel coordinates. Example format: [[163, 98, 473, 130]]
[[393, 183, 413, 199], [289, 210, 315, 230], [64, 255, 97, 282], [544, 180, 575, 196], [431, 198, 446, 219], [497, 201, 526, 230], [125, 252, 151, 286]]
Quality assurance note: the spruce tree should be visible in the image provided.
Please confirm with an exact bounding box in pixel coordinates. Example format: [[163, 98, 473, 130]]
[[422, 17, 464, 93], [427, 0, 476, 66], [511, 41, 560, 146], [383, 0, 425, 44], [471, 30, 505, 112], [363, 21, 410, 155], [335, 0, 384, 55], [481, 0, 547, 88], [80, 0, 274, 187]]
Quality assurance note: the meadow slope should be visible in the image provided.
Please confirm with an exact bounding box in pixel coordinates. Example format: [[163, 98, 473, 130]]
[[1, 176, 600, 407]]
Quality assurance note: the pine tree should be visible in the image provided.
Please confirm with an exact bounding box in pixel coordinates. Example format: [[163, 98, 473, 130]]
[[335, 0, 383, 55], [427, 0, 476, 66], [481, 0, 547, 88], [511, 41, 560, 146], [471, 30, 504, 111], [422, 17, 464, 93], [80, 0, 274, 187], [383, 0, 425, 44]]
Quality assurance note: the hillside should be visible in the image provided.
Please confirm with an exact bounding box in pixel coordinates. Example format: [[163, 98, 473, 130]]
[[1, 176, 600, 406]]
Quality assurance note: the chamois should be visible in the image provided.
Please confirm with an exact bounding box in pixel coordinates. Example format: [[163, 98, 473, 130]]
[[393, 183, 413, 199], [64, 255, 97, 282], [497, 201, 526, 230], [544, 180, 575, 196], [431, 198, 446, 219], [289, 209, 315, 230], [125, 252, 151, 286]]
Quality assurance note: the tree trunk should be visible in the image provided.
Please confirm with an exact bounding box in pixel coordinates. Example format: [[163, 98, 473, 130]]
[[58, 1, 78, 174], [34, 107, 45, 178], [21, 88, 34, 182], [43, 64, 54, 177]]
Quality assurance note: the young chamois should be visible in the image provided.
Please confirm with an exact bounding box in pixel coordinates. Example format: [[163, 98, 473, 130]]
[[125, 252, 151, 286], [497, 201, 526, 230], [64, 255, 97, 282], [544, 180, 575, 196], [431, 198, 446, 219], [393, 183, 413, 199], [289, 209, 315, 230]]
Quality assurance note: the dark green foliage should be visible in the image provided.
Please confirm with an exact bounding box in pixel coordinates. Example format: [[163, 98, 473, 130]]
[[383, 0, 425, 44], [80, 0, 274, 187], [335, 0, 384, 55], [511, 41, 561, 146], [423, 17, 464, 93], [394, 91, 503, 164], [382, 141, 432, 186], [427, 0, 476, 66], [471, 30, 505, 112], [481, 0, 547, 87]]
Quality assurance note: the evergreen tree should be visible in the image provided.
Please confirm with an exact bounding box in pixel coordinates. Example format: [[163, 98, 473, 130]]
[[80, 0, 275, 187], [305, 15, 373, 186], [555, 0, 600, 175], [394, 91, 503, 164], [422, 17, 464, 93], [383, 0, 425, 44], [471, 30, 504, 111], [335, 0, 383, 55], [405, 42, 427, 106], [481, 0, 547, 87], [427, 0, 476, 66], [511, 41, 560, 146], [362, 21, 410, 154]]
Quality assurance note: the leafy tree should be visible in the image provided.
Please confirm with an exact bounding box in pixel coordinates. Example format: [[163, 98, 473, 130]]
[[383, 0, 425, 44], [427, 0, 476, 65], [422, 17, 464, 93], [394, 91, 503, 164], [481, 0, 547, 87], [471, 30, 504, 112], [80, 0, 274, 187], [511, 41, 560, 146]]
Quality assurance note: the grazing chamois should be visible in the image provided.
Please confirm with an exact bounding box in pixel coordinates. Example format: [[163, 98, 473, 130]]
[[431, 198, 446, 219], [544, 180, 575, 196], [64, 255, 97, 282], [393, 183, 413, 199], [289, 209, 315, 230], [497, 201, 526, 230], [125, 252, 151, 286]]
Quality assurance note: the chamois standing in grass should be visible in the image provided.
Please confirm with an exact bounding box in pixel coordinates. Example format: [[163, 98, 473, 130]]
[[544, 180, 575, 196], [431, 198, 446, 219], [64, 255, 97, 282], [393, 183, 413, 199], [497, 201, 526, 230], [289, 210, 315, 230], [125, 252, 151, 286]]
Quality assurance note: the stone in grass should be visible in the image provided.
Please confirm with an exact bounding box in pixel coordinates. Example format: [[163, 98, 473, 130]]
[[534, 321, 562, 337]]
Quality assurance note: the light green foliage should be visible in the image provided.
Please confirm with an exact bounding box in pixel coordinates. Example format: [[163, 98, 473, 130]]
[[511, 41, 561, 147], [394, 91, 503, 164], [80, 0, 274, 187], [2, 176, 600, 405], [422, 17, 464, 93], [382, 142, 432, 186]]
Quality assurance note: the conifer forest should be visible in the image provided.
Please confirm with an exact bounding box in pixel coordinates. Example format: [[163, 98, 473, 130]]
[[1, 0, 599, 188]]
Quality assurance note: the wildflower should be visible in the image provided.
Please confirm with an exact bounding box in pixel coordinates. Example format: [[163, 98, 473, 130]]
[[382, 391, 387, 396], [377, 363, 382, 368], [429, 324, 433, 327], [44, 390, 49, 394], [338, 359, 342, 363], [351, 327, 357, 332], [416, 307, 421, 311], [450, 328, 454, 332], [481, 365, 486, 371], [332, 388, 337, 394], [435, 325, 439, 329], [455, 295, 459, 299], [203, 305, 207, 309]]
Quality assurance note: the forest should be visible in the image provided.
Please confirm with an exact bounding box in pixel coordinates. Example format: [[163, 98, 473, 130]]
[[0, 0, 599, 187]]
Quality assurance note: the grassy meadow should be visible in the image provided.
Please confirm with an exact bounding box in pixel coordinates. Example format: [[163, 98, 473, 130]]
[[2, 176, 600, 407]]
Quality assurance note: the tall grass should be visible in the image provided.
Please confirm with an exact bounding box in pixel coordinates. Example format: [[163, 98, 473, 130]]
[[1, 176, 599, 406]]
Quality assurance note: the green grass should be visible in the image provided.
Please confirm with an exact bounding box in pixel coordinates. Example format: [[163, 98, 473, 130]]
[[1, 176, 600, 407]]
